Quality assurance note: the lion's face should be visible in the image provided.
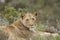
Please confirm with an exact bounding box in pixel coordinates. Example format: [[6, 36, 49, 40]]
[[20, 12, 37, 31]]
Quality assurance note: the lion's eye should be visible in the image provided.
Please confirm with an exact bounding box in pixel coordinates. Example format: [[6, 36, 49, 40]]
[[32, 18, 34, 20], [26, 19, 29, 21]]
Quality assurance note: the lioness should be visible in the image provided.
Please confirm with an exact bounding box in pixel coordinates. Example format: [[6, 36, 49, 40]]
[[0, 12, 37, 40]]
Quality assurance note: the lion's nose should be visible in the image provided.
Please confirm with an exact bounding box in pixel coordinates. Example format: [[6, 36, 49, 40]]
[[30, 25, 33, 26]]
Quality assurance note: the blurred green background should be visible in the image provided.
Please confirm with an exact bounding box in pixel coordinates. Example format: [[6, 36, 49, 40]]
[[0, 0, 60, 40]]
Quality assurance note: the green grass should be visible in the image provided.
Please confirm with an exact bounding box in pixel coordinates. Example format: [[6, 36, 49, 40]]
[[32, 34, 60, 40], [33, 23, 60, 40]]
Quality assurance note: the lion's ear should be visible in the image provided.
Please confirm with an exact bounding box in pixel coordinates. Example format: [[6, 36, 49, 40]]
[[20, 13, 26, 19], [33, 12, 37, 17]]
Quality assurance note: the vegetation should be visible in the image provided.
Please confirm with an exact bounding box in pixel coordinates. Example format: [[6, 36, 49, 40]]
[[0, 0, 60, 40]]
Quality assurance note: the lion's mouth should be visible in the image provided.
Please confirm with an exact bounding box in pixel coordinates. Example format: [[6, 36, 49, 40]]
[[29, 26, 36, 32]]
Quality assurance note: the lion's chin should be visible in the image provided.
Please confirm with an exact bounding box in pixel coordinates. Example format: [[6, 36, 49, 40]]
[[29, 28, 36, 33], [29, 27, 36, 33]]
